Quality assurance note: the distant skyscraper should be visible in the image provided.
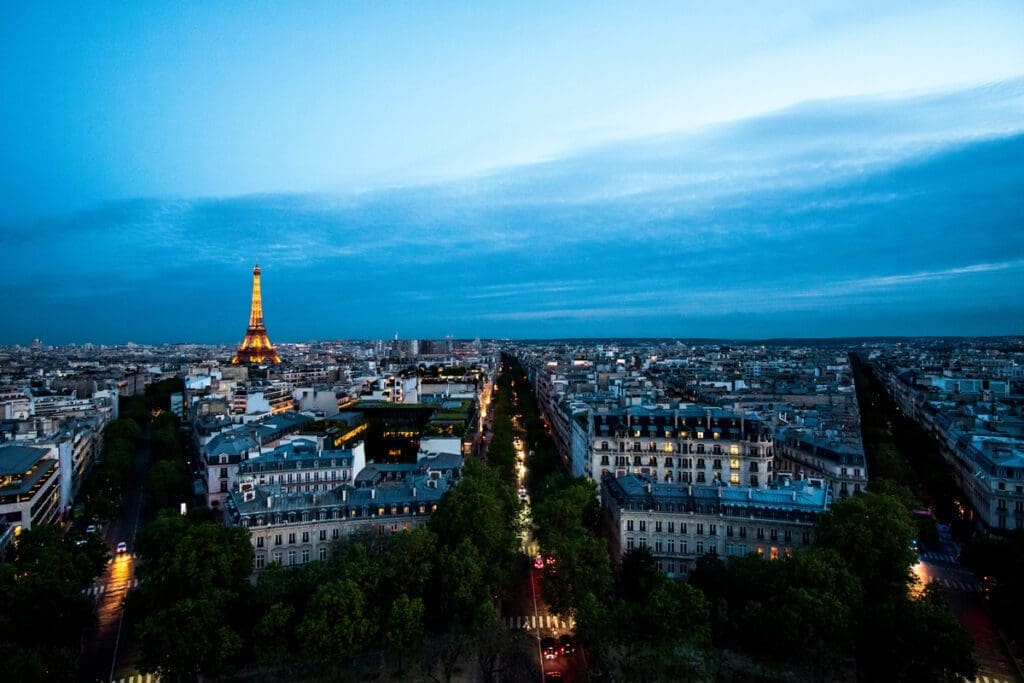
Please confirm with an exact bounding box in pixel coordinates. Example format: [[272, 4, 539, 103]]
[[231, 264, 282, 365]]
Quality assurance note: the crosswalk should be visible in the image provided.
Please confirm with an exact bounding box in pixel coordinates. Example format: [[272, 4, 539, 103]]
[[506, 615, 575, 631], [920, 551, 959, 564], [965, 674, 1014, 683], [111, 674, 159, 683], [929, 577, 982, 593], [83, 578, 140, 597]]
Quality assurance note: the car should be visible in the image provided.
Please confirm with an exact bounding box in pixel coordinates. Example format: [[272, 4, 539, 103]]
[[86, 524, 98, 534], [116, 541, 128, 554], [534, 554, 545, 570], [558, 634, 575, 656], [541, 636, 558, 660], [544, 671, 563, 680]]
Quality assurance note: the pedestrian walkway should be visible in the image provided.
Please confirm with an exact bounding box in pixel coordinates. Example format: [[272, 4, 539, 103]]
[[83, 578, 140, 597], [110, 674, 159, 683], [930, 576, 982, 593], [965, 674, 1015, 683], [921, 551, 959, 564], [506, 615, 575, 631]]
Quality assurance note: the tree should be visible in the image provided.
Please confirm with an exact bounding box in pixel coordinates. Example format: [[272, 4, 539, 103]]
[[383, 593, 425, 673], [0, 526, 102, 682], [298, 579, 373, 669], [815, 490, 917, 601], [145, 459, 190, 510], [132, 513, 254, 680]]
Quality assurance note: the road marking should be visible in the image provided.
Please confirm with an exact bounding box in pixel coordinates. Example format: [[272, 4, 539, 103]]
[[507, 616, 576, 631]]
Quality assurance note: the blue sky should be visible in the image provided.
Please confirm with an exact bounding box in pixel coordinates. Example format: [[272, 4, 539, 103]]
[[1, 2, 1023, 343]]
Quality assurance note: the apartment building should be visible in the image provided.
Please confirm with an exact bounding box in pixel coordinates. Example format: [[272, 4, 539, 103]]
[[602, 472, 830, 577]]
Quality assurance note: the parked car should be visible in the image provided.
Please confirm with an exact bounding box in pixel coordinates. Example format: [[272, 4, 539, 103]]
[[534, 554, 545, 570], [541, 636, 558, 660], [116, 541, 128, 554], [86, 524, 98, 535]]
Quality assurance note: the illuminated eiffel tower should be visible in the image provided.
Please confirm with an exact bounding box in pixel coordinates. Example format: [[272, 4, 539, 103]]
[[231, 264, 282, 364]]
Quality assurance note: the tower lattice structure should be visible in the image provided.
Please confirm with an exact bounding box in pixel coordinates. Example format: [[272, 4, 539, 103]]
[[231, 264, 282, 364]]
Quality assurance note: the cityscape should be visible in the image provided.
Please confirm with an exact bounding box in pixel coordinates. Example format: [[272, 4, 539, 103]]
[[2, 3, 1024, 683]]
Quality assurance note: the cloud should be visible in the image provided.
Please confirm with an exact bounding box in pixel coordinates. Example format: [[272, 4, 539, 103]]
[[2, 78, 1023, 342]]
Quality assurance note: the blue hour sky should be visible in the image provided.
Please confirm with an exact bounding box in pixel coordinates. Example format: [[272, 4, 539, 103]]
[[1, 1, 1023, 343]]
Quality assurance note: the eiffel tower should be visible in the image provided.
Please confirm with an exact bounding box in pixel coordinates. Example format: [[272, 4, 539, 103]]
[[231, 264, 282, 364]]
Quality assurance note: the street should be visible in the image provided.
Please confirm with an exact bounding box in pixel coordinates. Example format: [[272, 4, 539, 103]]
[[915, 525, 1023, 683], [79, 427, 156, 683]]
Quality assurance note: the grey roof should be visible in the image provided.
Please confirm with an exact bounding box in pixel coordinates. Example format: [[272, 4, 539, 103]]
[[229, 473, 451, 518], [0, 444, 50, 476], [604, 473, 830, 515], [207, 431, 260, 459], [239, 439, 357, 473]]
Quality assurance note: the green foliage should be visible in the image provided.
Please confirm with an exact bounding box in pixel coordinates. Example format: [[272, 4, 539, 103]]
[[131, 512, 254, 679], [0, 525, 103, 682], [298, 579, 374, 666], [145, 458, 190, 510], [815, 489, 917, 601], [429, 458, 523, 598]]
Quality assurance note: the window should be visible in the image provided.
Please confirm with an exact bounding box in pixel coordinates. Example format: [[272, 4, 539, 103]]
[[668, 539, 675, 554], [655, 521, 662, 533], [665, 457, 673, 467], [287, 551, 296, 565], [667, 521, 675, 533], [255, 554, 265, 569], [696, 523, 704, 535], [302, 531, 309, 543], [697, 458, 705, 468], [655, 539, 663, 553], [601, 455, 610, 465], [256, 536, 265, 548], [288, 533, 296, 544], [626, 537, 634, 550], [319, 529, 327, 541], [750, 462, 758, 472], [626, 519, 634, 531], [726, 525, 733, 537], [682, 523, 688, 534], [220, 467, 228, 478], [696, 541, 704, 554], [784, 530, 792, 542], [682, 540, 688, 554], [730, 445, 740, 455], [319, 547, 328, 561], [301, 549, 309, 564], [757, 528, 765, 540], [730, 473, 740, 484], [639, 520, 647, 532], [713, 459, 722, 469], [739, 526, 747, 539], [750, 475, 759, 487], [273, 551, 282, 565], [601, 441, 609, 451], [332, 528, 340, 540], [697, 472, 706, 482], [274, 534, 282, 546], [709, 524, 717, 536], [639, 538, 647, 548], [770, 529, 778, 541]]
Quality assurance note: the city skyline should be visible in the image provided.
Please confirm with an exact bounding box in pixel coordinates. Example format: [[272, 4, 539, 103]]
[[2, 2, 1023, 343]]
